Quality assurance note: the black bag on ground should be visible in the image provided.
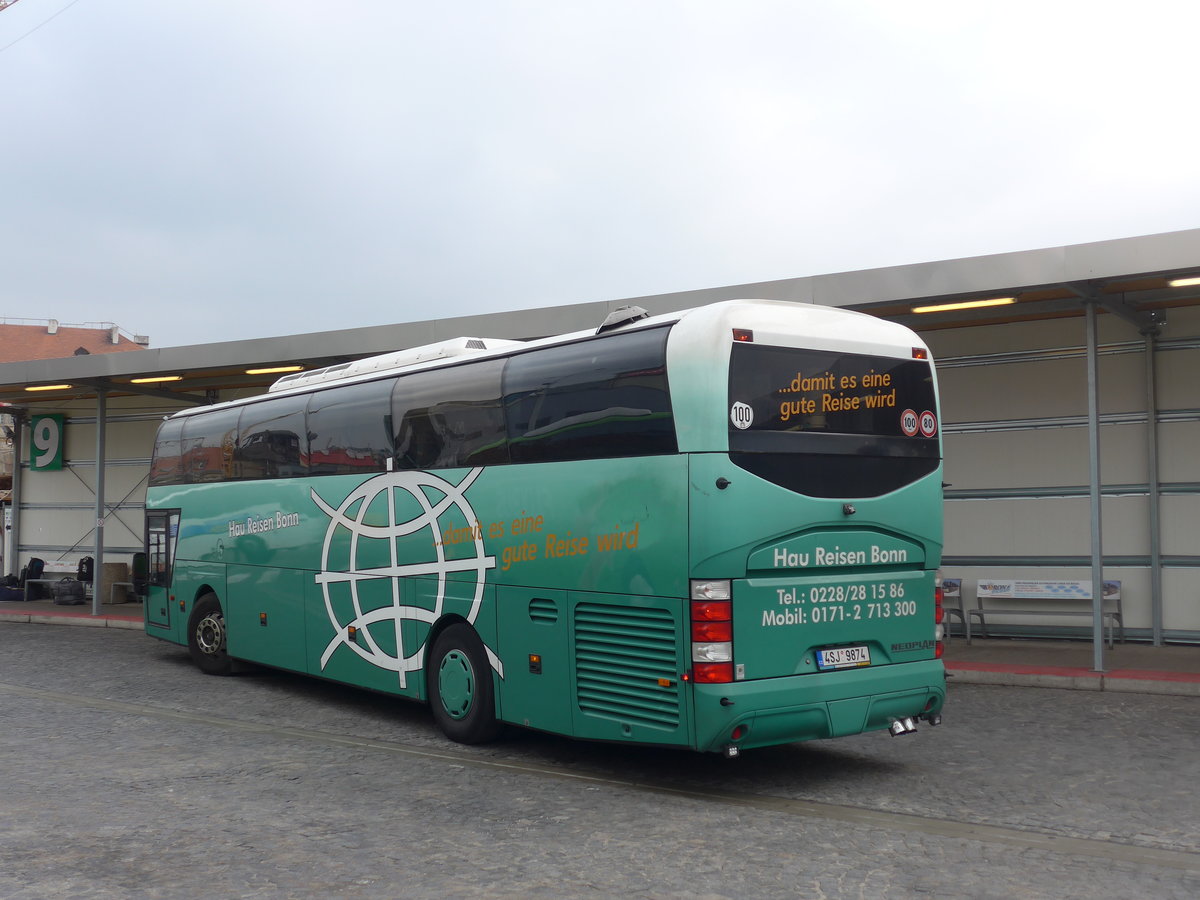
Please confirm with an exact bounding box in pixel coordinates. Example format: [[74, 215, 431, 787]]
[[131, 551, 148, 599], [19, 557, 46, 599], [77, 556, 95, 584], [0, 584, 25, 602], [52, 577, 87, 605]]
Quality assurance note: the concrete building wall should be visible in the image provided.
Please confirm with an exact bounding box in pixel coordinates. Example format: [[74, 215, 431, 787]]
[[925, 306, 1200, 639]]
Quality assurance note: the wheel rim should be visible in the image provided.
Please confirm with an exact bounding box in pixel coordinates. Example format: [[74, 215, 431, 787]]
[[437, 649, 475, 720], [195, 612, 226, 656]]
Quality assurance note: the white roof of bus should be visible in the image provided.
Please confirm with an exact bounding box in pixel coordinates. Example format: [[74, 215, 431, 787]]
[[167, 299, 927, 419]]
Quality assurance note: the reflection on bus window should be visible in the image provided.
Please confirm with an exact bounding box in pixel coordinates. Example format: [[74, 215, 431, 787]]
[[503, 327, 675, 463], [180, 408, 240, 484], [235, 395, 308, 480], [149, 418, 185, 486], [392, 359, 507, 470], [307, 379, 393, 475]]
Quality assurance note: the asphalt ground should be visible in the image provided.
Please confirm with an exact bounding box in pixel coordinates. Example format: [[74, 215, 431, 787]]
[[2, 596, 1198, 696], [1, 620, 1199, 898]]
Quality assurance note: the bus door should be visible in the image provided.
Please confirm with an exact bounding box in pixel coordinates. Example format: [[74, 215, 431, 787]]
[[145, 509, 180, 630]]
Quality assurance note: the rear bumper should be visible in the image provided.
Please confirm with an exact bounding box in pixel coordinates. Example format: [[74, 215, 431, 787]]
[[692, 659, 945, 752]]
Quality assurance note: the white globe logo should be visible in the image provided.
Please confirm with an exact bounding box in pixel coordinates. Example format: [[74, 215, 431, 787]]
[[312, 468, 497, 688]]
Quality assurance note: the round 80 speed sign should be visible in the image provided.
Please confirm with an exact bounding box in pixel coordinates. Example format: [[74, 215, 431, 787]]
[[919, 410, 938, 437]]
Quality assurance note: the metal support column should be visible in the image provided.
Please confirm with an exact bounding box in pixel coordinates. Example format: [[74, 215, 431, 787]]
[[91, 390, 107, 616], [8, 412, 23, 577], [1084, 303, 1105, 673], [1144, 331, 1164, 645]]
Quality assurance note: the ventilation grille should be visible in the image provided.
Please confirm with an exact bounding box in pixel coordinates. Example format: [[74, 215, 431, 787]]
[[574, 602, 679, 728], [529, 596, 559, 624]]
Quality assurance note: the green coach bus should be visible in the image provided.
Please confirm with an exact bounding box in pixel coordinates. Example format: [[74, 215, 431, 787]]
[[144, 299, 946, 756]]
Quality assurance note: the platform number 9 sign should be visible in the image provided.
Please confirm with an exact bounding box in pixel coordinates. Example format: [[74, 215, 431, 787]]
[[31, 414, 65, 471]]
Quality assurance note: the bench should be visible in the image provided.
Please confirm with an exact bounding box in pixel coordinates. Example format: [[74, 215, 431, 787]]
[[967, 579, 1123, 647]]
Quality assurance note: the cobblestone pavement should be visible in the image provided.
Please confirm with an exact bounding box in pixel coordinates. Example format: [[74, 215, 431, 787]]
[[1, 623, 1198, 899]]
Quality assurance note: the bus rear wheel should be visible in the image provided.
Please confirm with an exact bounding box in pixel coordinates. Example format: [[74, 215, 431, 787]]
[[188, 593, 232, 676], [427, 623, 501, 744]]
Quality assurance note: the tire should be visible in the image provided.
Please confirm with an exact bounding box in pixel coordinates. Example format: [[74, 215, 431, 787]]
[[426, 623, 501, 744], [187, 593, 233, 676]]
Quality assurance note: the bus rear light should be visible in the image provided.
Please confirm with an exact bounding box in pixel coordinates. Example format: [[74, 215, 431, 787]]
[[691, 599, 732, 621], [693, 662, 734, 683], [692, 641, 732, 663], [692, 620, 732, 643], [690, 579, 734, 682], [691, 579, 731, 601], [732, 328, 754, 343]]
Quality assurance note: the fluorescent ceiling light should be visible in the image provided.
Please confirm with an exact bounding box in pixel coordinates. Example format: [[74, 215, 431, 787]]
[[131, 375, 183, 384], [1168, 276, 1200, 287], [246, 365, 304, 375], [25, 384, 73, 392], [911, 297, 1016, 314]]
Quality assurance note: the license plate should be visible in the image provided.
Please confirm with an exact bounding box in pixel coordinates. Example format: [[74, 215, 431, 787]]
[[816, 645, 871, 670]]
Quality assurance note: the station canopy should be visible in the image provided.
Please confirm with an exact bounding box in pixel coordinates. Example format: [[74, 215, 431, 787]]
[[2, 228, 1199, 407]]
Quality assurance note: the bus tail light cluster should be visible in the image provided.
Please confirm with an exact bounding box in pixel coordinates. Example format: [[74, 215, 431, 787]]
[[934, 571, 945, 659], [690, 579, 733, 683]]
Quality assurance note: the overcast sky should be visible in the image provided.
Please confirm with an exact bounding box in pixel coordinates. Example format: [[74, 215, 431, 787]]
[[2, 1, 1198, 350]]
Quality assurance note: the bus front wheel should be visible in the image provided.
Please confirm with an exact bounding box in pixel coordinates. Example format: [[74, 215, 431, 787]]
[[188, 593, 232, 676], [427, 623, 501, 744]]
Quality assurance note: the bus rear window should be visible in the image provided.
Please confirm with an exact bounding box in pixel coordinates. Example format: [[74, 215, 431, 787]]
[[727, 344, 940, 498]]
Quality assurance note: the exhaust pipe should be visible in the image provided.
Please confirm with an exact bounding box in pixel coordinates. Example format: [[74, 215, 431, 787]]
[[888, 716, 918, 736]]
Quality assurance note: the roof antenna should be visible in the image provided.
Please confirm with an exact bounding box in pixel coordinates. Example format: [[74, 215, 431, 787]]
[[596, 305, 649, 334]]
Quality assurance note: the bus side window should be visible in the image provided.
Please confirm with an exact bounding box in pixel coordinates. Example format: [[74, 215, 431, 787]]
[[149, 418, 186, 486], [235, 395, 308, 481], [503, 327, 676, 464], [306, 379, 394, 476], [392, 360, 507, 470], [180, 407, 242, 484]]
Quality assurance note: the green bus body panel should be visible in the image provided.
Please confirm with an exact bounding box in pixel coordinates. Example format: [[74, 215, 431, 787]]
[[148, 447, 943, 752], [147, 456, 693, 741], [734, 570, 933, 680], [688, 452, 943, 578], [681, 447, 947, 752], [226, 565, 308, 672], [151, 455, 687, 595], [496, 587, 691, 743], [691, 660, 945, 752], [496, 586, 572, 734]]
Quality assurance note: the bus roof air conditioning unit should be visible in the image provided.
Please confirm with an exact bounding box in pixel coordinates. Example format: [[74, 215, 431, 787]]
[[597, 305, 650, 334], [269, 336, 524, 391]]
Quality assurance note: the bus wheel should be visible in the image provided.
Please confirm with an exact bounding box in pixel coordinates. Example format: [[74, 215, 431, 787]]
[[188, 593, 232, 676], [427, 623, 501, 744]]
